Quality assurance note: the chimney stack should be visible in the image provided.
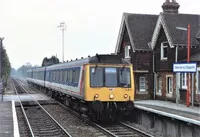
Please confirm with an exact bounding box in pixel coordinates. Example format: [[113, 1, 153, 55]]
[[162, 0, 180, 13]]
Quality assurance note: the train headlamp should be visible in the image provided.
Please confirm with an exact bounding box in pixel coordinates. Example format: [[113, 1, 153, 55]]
[[94, 94, 99, 98], [124, 94, 128, 98], [109, 94, 114, 99]]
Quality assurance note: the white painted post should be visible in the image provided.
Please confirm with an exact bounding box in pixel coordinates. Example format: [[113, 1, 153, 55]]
[[192, 73, 194, 107]]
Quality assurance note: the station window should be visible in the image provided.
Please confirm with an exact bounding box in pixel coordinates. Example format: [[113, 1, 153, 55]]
[[139, 76, 146, 92], [166, 75, 173, 94], [181, 73, 187, 89], [161, 42, 168, 60], [124, 45, 130, 59], [198, 71, 200, 93], [157, 75, 162, 93]]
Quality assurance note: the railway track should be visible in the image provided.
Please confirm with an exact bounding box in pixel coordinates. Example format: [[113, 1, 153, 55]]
[[13, 79, 109, 137], [16, 78, 154, 137], [13, 79, 72, 137], [91, 122, 154, 137]]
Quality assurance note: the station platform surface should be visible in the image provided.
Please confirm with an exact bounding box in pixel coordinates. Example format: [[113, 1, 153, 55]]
[[3, 93, 52, 102], [135, 100, 200, 126], [0, 101, 19, 137]]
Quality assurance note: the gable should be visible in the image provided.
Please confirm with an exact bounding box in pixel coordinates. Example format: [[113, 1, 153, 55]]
[[163, 13, 200, 47], [151, 14, 174, 49], [115, 13, 158, 53], [126, 14, 158, 51], [154, 26, 168, 50], [152, 13, 200, 49], [118, 25, 131, 54]]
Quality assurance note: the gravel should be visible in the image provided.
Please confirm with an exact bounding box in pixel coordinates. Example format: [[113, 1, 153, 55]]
[[125, 121, 165, 137], [43, 105, 108, 137]]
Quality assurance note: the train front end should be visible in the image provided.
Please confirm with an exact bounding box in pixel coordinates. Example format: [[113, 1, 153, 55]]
[[84, 63, 135, 121]]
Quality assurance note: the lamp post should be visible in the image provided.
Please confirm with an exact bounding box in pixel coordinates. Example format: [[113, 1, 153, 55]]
[[176, 24, 191, 107], [57, 22, 66, 62], [187, 24, 191, 107]]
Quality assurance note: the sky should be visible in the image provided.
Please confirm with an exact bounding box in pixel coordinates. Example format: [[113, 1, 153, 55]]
[[0, 0, 200, 69]]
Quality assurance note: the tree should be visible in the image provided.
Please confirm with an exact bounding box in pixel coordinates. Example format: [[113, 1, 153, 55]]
[[17, 62, 33, 77], [1, 46, 11, 84], [41, 56, 60, 66], [10, 68, 17, 77]]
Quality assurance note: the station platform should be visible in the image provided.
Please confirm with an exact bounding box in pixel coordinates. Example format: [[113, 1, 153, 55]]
[[134, 100, 200, 126], [0, 101, 19, 137], [3, 94, 52, 102]]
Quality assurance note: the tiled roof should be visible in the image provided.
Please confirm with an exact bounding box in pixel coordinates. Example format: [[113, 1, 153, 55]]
[[180, 50, 200, 62], [162, 13, 200, 47], [124, 13, 158, 51]]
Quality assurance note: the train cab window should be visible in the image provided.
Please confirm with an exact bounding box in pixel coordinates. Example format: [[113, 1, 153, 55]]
[[105, 68, 117, 87], [119, 68, 131, 87], [90, 67, 103, 87]]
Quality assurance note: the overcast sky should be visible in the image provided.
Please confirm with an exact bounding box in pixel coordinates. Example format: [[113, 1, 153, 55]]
[[0, 0, 200, 69]]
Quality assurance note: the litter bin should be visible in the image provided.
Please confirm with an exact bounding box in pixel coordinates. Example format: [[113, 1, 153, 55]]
[[179, 88, 187, 103]]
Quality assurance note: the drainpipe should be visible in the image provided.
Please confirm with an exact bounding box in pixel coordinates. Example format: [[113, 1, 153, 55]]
[[153, 51, 156, 100], [175, 46, 180, 103], [192, 73, 194, 107]]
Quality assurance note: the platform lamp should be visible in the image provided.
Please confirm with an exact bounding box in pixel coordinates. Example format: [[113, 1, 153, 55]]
[[57, 22, 66, 63], [176, 24, 191, 107]]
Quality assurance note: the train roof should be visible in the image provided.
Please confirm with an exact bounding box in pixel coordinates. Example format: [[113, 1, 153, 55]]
[[27, 66, 46, 72], [32, 67, 46, 72], [27, 54, 131, 72], [46, 54, 130, 70]]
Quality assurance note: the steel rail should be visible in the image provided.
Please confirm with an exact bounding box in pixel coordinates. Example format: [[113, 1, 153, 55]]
[[120, 122, 154, 137], [12, 80, 35, 137], [90, 122, 117, 137], [15, 79, 72, 137]]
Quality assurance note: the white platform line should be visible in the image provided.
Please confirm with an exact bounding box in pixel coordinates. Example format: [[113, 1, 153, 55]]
[[12, 101, 20, 137]]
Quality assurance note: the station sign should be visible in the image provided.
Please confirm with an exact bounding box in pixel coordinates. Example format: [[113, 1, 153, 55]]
[[173, 63, 197, 73]]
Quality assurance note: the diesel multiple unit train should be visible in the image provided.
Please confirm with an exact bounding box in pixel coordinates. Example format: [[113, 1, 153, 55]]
[[26, 54, 135, 121]]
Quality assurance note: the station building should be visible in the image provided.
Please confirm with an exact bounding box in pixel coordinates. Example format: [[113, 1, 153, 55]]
[[115, 0, 200, 105]]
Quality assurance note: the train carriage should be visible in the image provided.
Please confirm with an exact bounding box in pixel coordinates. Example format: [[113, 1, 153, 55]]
[[27, 54, 135, 121], [32, 67, 46, 87], [45, 58, 86, 99], [26, 69, 34, 83]]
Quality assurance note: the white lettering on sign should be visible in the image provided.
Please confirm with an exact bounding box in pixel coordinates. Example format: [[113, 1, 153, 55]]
[[173, 63, 197, 73]]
